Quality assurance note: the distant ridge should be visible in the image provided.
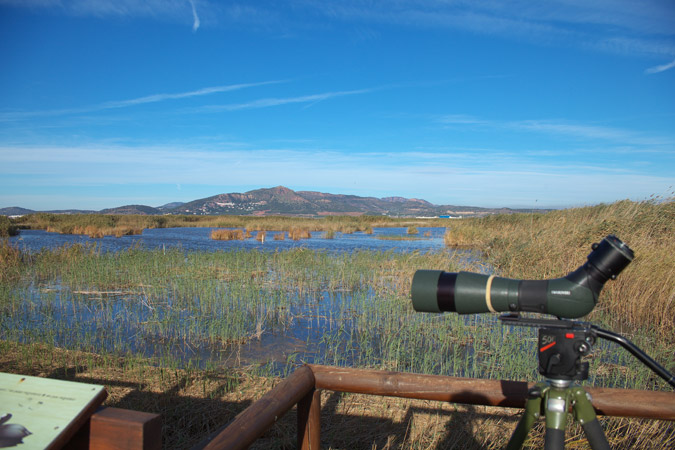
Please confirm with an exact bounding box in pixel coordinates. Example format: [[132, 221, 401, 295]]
[[0, 186, 547, 217], [99, 205, 161, 215], [0, 206, 35, 216]]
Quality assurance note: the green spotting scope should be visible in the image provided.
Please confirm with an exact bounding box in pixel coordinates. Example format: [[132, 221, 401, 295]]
[[411, 235, 634, 319]]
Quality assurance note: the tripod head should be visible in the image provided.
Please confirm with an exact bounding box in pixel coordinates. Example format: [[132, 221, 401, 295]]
[[499, 314, 675, 389]]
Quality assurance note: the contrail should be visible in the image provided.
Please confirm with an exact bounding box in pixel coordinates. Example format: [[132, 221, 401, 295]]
[[0, 80, 286, 122], [188, 0, 200, 32]]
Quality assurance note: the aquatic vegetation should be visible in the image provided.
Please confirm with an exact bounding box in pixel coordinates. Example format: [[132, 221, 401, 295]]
[[211, 229, 244, 241], [15, 212, 437, 236], [0, 241, 667, 394]]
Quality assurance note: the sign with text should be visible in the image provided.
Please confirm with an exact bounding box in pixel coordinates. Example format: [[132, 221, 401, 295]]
[[0, 372, 106, 449]]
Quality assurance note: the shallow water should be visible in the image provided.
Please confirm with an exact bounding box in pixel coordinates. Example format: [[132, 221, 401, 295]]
[[8, 226, 449, 253], [5, 227, 472, 375]]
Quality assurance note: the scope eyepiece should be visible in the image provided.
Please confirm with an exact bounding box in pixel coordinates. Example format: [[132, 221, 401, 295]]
[[586, 234, 634, 282], [411, 235, 633, 319]]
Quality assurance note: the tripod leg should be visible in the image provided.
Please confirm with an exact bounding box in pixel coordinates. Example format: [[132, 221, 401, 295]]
[[506, 383, 545, 450], [571, 387, 611, 450], [543, 385, 569, 450]]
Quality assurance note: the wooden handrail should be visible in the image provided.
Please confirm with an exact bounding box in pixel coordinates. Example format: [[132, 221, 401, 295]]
[[202, 364, 675, 449], [201, 365, 315, 450], [309, 365, 675, 420]]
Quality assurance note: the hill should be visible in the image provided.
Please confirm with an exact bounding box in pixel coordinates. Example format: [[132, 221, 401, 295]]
[[0, 206, 35, 216], [1, 186, 544, 217], [99, 205, 162, 215]]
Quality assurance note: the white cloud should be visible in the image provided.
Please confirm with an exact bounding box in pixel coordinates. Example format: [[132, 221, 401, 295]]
[[645, 58, 675, 74]]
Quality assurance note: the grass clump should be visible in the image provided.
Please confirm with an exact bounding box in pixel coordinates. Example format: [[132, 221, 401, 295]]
[[0, 216, 20, 237], [211, 229, 244, 241], [288, 227, 311, 240], [0, 240, 22, 282]]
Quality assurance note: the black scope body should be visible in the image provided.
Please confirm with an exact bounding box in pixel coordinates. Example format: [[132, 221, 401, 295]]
[[411, 235, 634, 319]]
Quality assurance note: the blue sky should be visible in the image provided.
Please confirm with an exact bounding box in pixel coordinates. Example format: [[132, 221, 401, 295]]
[[1, 1, 674, 210]]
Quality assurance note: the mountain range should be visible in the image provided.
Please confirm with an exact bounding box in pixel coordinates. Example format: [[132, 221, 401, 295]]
[[0, 186, 544, 217]]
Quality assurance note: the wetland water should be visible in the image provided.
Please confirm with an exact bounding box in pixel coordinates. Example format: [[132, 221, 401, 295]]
[[6, 227, 469, 373], [9, 226, 449, 253], [3, 227, 646, 386]]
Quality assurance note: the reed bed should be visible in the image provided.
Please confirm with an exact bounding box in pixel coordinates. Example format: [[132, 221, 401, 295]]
[[15, 212, 436, 236], [0, 216, 20, 237], [210, 229, 244, 241], [288, 227, 311, 240], [443, 199, 675, 342]]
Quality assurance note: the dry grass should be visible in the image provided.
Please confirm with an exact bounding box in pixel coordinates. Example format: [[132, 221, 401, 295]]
[[0, 340, 671, 450], [0, 240, 22, 282], [17, 213, 436, 236], [444, 199, 675, 340], [288, 227, 312, 240], [210, 229, 244, 241], [44, 224, 143, 238]]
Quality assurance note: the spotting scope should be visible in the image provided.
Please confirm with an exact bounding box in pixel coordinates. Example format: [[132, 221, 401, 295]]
[[411, 235, 634, 319]]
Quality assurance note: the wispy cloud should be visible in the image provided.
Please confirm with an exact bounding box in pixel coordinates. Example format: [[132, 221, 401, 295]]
[[0, 80, 284, 122], [188, 0, 200, 32], [438, 114, 489, 125], [102, 81, 282, 109], [4, 1, 674, 59], [439, 114, 674, 147], [645, 58, 675, 74], [198, 88, 375, 112]]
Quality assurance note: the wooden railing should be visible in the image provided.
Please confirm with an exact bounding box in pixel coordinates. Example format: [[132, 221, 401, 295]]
[[201, 364, 675, 450]]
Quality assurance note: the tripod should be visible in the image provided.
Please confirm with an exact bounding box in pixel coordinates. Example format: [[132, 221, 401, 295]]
[[500, 314, 675, 450]]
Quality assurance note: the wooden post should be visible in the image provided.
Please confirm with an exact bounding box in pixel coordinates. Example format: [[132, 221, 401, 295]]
[[89, 407, 162, 450], [201, 365, 315, 450], [67, 407, 162, 450], [297, 388, 321, 450]]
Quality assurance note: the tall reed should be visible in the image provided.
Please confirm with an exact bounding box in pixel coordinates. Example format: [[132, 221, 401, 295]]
[[444, 199, 675, 340]]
